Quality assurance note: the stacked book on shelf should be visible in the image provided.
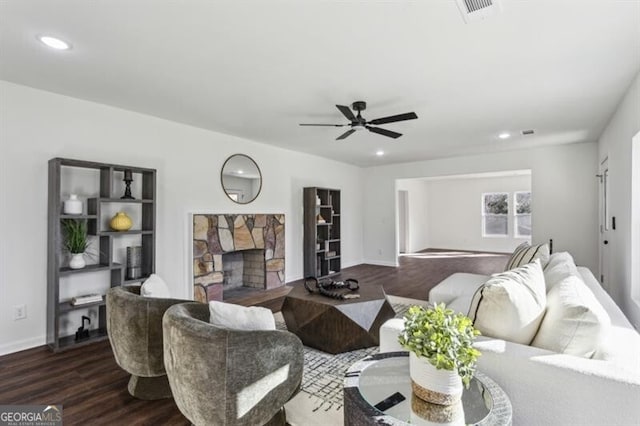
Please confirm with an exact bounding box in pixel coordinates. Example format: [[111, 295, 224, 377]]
[[70, 293, 103, 306]]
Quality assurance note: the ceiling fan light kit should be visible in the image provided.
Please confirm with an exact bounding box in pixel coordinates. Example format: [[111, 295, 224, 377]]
[[300, 100, 418, 140]]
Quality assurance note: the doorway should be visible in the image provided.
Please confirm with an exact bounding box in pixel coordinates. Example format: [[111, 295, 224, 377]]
[[599, 157, 610, 289]]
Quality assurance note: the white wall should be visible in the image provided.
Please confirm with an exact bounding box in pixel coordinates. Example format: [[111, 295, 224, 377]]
[[396, 179, 429, 253], [597, 71, 640, 329], [424, 174, 531, 253], [363, 142, 599, 271], [0, 81, 364, 354]]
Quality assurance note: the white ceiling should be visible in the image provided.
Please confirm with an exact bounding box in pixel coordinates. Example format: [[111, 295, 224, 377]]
[[1, 0, 639, 167]]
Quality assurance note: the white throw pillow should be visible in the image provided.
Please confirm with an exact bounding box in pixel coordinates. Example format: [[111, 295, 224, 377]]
[[504, 242, 550, 271], [140, 274, 171, 298], [469, 259, 546, 345], [531, 274, 611, 358], [209, 301, 276, 331], [543, 252, 580, 292]]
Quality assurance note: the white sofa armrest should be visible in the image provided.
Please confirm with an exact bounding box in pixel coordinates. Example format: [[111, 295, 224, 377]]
[[428, 273, 489, 304], [474, 336, 640, 426], [379, 318, 406, 353]]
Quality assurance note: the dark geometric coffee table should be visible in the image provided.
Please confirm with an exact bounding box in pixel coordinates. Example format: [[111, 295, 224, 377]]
[[281, 282, 396, 354]]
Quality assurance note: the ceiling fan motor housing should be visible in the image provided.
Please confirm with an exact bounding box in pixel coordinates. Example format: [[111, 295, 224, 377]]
[[351, 101, 366, 112]]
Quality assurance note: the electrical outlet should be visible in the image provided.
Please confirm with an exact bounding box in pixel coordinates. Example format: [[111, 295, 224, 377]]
[[13, 304, 27, 320]]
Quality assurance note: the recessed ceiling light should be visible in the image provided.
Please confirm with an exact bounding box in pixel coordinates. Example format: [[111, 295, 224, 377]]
[[237, 169, 244, 174], [38, 35, 71, 50], [498, 132, 511, 140], [376, 150, 385, 156]]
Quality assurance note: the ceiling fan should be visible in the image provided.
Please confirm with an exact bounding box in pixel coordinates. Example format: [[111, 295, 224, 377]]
[[299, 101, 418, 140]]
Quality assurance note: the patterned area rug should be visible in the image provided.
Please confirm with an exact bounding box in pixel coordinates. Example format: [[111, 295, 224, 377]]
[[278, 297, 423, 426]]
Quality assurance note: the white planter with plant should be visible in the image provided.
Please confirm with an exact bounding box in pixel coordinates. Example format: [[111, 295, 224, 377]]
[[399, 304, 481, 405], [62, 219, 89, 269]]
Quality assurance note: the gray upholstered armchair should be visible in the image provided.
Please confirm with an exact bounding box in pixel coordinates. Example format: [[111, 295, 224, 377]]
[[106, 285, 186, 400], [163, 302, 304, 426]]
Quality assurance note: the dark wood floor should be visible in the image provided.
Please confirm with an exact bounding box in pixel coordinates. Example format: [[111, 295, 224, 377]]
[[0, 249, 508, 425], [336, 248, 508, 300], [232, 248, 509, 311], [0, 341, 188, 425]]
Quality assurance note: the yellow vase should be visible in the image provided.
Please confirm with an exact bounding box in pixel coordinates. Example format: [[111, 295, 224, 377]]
[[110, 211, 133, 231]]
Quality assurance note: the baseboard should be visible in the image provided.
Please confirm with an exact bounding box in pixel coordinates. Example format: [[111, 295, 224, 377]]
[[362, 259, 399, 267], [341, 259, 364, 269], [0, 335, 45, 356]]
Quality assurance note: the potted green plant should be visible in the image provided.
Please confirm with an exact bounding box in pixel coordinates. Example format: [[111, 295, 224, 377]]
[[398, 303, 481, 405], [62, 219, 89, 269]]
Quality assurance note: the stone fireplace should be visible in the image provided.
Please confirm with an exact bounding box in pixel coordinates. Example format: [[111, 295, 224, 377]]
[[192, 214, 285, 302]]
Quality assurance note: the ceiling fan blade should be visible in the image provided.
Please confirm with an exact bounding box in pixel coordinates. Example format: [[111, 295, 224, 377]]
[[336, 129, 356, 140], [299, 123, 347, 127], [336, 105, 356, 122], [368, 112, 418, 125], [366, 126, 402, 139]]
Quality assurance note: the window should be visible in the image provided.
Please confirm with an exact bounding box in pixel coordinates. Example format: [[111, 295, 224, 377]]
[[514, 191, 532, 237], [482, 193, 508, 236]]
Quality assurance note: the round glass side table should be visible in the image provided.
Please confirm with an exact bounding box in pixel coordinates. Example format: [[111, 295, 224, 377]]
[[344, 352, 512, 425]]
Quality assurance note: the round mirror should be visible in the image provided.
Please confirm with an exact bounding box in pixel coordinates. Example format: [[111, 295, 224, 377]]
[[221, 154, 262, 204]]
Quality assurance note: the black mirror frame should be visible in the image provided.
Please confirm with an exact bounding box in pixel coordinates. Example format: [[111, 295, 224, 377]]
[[220, 154, 263, 204]]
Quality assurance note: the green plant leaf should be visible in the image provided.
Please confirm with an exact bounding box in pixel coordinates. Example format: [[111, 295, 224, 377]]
[[61, 219, 89, 254], [398, 303, 481, 387]]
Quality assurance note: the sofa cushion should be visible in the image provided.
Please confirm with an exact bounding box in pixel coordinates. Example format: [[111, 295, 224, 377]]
[[504, 242, 550, 271], [543, 251, 580, 291], [592, 326, 640, 373], [531, 274, 611, 358], [469, 259, 546, 344], [447, 294, 474, 315], [208, 301, 276, 331], [140, 274, 171, 298]]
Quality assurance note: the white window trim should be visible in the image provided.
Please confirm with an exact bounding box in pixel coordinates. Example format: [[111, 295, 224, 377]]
[[514, 191, 532, 239], [482, 192, 509, 238]]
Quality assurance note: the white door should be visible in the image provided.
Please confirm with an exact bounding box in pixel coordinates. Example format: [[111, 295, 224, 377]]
[[599, 157, 610, 289], [398, 190, 409, 254]]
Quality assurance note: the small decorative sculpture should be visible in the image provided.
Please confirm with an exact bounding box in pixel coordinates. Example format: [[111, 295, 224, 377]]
[[75, 315, 91, 341], [126, 246, 143, 279], [121, 169, 135, 199], [63, 194, 83, 214], [304, 277, 360, 300], [110, 211, 133, 231]]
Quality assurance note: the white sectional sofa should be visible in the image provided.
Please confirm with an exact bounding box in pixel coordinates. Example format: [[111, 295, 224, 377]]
[[380, 253, 640, 426]]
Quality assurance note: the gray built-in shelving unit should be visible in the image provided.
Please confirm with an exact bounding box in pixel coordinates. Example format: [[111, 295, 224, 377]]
[[47, 158, 156, 352], [303, 187, 341, 278]]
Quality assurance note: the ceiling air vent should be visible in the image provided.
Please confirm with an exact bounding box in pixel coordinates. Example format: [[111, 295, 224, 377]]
[[455, 0, 503, 23], [521, 129, 535, 136]]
